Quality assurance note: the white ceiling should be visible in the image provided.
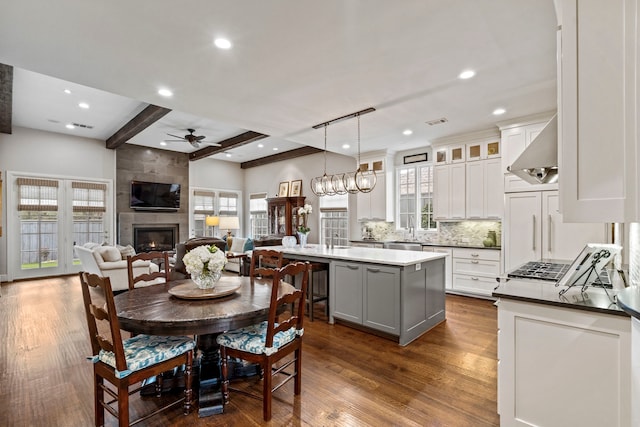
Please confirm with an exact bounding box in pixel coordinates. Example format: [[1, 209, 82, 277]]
[[0, 1, 558, 164]]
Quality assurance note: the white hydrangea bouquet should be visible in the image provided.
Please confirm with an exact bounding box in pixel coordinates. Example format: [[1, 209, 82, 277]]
[[182, 245, 227, 289]]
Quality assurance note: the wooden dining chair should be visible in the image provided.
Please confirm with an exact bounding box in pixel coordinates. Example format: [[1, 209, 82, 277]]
[[126, 251, 170, 290], [217, 261, 310, 421], [79, 272, 195, 427], [249, 249, 284, 284]]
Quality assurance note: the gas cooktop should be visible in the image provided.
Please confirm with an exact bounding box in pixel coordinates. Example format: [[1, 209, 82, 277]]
[[507, 260, 613, 288], [507, 261, 571, 282]]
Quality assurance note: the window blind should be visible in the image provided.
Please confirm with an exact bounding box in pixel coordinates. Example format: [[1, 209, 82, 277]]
[[17, 177, 59, 211], [72, 181, 107, 212]]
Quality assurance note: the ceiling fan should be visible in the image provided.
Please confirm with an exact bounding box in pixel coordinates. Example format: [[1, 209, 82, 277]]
[[165, 128, 220, 148]]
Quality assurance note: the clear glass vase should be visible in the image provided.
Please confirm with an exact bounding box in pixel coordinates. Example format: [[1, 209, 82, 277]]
[[297, 231, 309, 248], [192, 270, 222, 290]]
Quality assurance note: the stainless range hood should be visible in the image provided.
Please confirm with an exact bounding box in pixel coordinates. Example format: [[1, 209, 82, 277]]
[[507, 114, 558, 184]]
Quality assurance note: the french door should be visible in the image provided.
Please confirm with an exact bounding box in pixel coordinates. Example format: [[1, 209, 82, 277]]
[[7, 173, 112, 281]]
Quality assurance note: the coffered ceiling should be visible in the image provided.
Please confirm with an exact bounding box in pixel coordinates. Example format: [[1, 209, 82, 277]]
[[0, 1, 558, 164]]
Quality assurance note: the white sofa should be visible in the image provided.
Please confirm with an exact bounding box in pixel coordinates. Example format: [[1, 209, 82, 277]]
[[74, 243, 159, 292]]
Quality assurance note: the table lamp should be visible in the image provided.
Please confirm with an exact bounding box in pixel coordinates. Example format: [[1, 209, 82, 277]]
[[218, 216, 240, 248], [205, 216, 219, 237]]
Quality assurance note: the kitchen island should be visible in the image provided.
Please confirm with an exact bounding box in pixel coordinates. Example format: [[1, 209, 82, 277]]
[[493, 278, 630, 427], [257, 245, 447, 346]]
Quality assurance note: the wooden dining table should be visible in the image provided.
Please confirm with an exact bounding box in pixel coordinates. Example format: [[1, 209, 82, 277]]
[[113, 275, 295, 417]]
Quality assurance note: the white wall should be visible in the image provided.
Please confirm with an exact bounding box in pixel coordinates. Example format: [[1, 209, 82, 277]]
[[0, 126, 117, 279], [243, 151, 356, 243]]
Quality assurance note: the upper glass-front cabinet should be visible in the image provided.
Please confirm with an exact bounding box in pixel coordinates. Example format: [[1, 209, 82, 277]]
[[466, 140, 501, 161], [434, 144, 466, 165]]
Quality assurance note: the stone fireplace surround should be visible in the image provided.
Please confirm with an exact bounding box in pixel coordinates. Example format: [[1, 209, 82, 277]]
[[116, 145, 190, 249], [118, 212, 188, 250]]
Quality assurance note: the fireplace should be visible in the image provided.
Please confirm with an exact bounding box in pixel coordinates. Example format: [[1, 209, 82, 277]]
[[133, 224, 178, 253]]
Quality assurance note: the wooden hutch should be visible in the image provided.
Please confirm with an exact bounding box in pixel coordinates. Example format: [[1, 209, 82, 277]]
[[266, 196, 306, 237]]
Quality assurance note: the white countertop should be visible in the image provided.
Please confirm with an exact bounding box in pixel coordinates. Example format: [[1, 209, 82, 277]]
[[253, 244, 447, 267]]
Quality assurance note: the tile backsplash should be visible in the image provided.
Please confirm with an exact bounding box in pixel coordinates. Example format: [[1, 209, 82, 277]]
[[361, 220, 502, 247]]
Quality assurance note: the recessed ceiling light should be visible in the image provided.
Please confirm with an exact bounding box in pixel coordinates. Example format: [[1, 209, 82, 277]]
[[225, 153, 232, 157], [157, 88, 173, 97], [273, 147, 278, 151], [458, 69, 476, 79], [64, 89, 71, 94], [214, 38, 232, 49], [493, 108, 506, 115], [160, 141, 167, 146], [78, 102, 90, 109], [258, 143, 264, 148], [342, 144, 350, 149], [65, 124, 75, 129], [403, 129, 413, 136]]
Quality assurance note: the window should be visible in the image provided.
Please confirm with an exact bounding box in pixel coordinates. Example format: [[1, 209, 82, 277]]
[[219, 192, 238, 216], [397, 164, 436, 231], [249, 193, 268, 238], [319, 194, 349, 247], [193, 190, 216, 237], [17, 178, 59, 269], [72, 181, 107, 248], [190, 189, 242, 238], [320, 209, 349, 246]]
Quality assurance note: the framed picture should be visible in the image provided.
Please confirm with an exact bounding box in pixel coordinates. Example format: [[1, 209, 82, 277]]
[[290, 180, 302, 197], [278, 181, 290, 197]]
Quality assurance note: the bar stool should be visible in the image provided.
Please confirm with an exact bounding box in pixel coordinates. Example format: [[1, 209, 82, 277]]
[[307, 262, 329, 321]]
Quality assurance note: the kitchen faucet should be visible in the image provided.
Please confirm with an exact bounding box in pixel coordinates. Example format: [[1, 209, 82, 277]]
[[408, 216, 415, 241]]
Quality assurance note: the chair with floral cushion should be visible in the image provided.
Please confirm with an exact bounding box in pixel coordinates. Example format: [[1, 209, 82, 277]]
[[217, 261, 309, 421], [79, 272, 195, 426], [126, 251, 171, 290]]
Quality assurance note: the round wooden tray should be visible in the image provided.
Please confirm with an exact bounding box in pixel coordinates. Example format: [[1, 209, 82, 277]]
[[168, 280, 242, 300]]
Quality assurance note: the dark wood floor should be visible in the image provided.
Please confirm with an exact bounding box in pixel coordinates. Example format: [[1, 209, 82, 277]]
[[0, 276, 499, 426]]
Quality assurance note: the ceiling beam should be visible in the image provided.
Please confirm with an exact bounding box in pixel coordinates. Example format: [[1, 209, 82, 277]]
[[105, 104, 171, 149], [189, 130, 268, 161], [0, 64, 13, 134], [240, 146, 323, 169]]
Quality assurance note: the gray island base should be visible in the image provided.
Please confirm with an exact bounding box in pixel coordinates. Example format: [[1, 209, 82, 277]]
[[257, 245, 447, 346]]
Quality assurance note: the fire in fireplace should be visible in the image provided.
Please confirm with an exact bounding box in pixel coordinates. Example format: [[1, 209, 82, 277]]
[[133, 225, 178, 253]]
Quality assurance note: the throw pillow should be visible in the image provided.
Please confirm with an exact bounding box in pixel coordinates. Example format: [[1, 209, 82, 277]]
[[83, 242, 102, 250], [243, 238, 254, 252], [117, 244, 136, 260], [98, 246, 122, 263], [229, 237, 246, 253]]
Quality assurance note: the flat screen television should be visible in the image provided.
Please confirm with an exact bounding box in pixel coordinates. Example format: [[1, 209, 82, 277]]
[[130, 180, 181, 210]]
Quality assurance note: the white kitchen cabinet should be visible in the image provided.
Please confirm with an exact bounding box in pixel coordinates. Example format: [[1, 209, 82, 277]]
[[558, 0, 638, 222], [423, 246, 452, 290], [499, 117, 558, 193], [465, 158, 503, 220], [504, 190, 606, 272], [356, 153, 394, 221], [451, 247, 500, 297], [434, 144, 465, 165], [497, 299, 631, 427], [433, 164, 465, 220], [466, 139, 500, 162], [357, 172, 387, 220]]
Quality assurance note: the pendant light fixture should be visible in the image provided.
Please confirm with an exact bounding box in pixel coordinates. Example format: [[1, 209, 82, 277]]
[[311, 107, 376, 196], [310, 124, 336, 196], [343, 113, 376, 193]]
